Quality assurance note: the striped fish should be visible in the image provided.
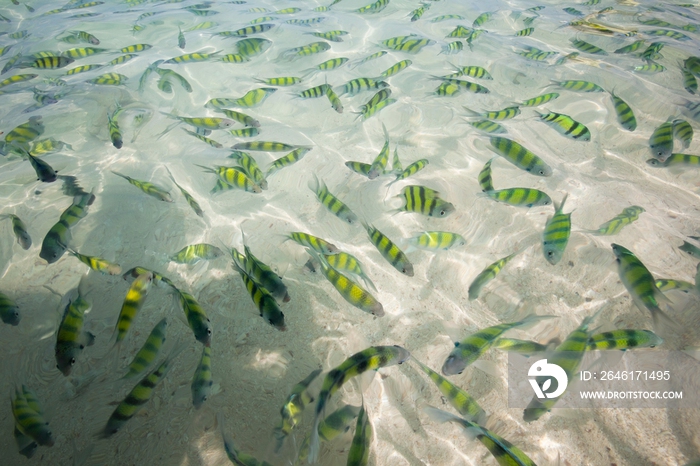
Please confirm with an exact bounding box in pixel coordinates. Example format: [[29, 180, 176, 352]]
[[0, 291, 20, 326], [68, 249, 121, 275], [311, 250, 383, 316], [266, 147, 311, 177], [587, 329, 663, 350], [55, 278, 94, 376], [673, 119, 693, 148], [309, 175, 357, 224], [493, 338, 549, 355], [468, 251, 520, 300], [191, 345, 213, 409], [443, 315, 554, 375], [166, 168, 204, 217], [519, 92, 559, 107], [535, 111, 590, 141], [238, 242, 290, 302], [551, 80, 605, 92], [295, 405, 361, 464], [286, 232, 339, 254], [233, 261, 286, 331], [425, 406, 537, 465], [170, 243, 224, 265], [610, 91, 637, 131], [40, 191, 95, 263], [647, 153, 700, 168], [488, 137, 552, 176], [523, 312, 599, 421], [612, 244, 676, 327], [12, 387, 54, 447], [111, 171, 172, 202], [412, 358, 486, 422], [324, 252, 376, 291], [308, 346, 411, 463], [102, 344, 185, 438], [273, 369, 322, 451], [649, 121, 674, 161], [113, 272, 152, 344], [362, 221, 414, 276], [478, 158, 495, 192], [1, 214, 31, 249], [469, 120, 506, 134], [229, 151, 267, 189], [233, 141, 299, 152], [483, 188, 552, 208], [398, 185, 455, 217], [122, 317, 168, 379], [409, 231, 467, 251], [542, 194, 572, 265], [175, 288, 213, 346], [570, 38, 607, 54], [347, 405, 372, 466], [584, 206, 645, 235]]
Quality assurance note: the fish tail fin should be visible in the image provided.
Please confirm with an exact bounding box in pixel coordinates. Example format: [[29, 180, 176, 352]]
[[650, 304, 682, 333], [554, 193, 569, 213], [307, 415, 321, 464], [462, 105, 478, 117], [110, 170, 127, 181], [307, 173, 320, 195], [194, 164, 215, 174]]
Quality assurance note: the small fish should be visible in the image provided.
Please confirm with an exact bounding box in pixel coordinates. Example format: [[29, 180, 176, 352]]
[[12, 387, 54, 447], [228, 151, 267, 189], [349, 51, 386, 69], [155, 68, 192, 93], [647, 153, 700, 168], [542, 194, 572, 265], [26, 56, 74, 69], [236, 242, 290, 303], [295, 405, 361, 465], [551, 79, 605, 92], [412, 358, 486, 422], [0, 74, 38, 89], [0, 291, 20, 326], [191, 346, 213, 409], [113, 272, 153, 344], [410, 3, 430, 21], [311, 250, 383, 316], [345, 161, 373, 177], [86, 72, 128, 85], [273, 369, 322, 451], [266, 147, 311, 177], [380, 59, 412, 78], [446, 26, 473, 38], [25, 152, 57, 183], [111, 171, 172, 202], [435, 78, 489, 94], [197, 164, 261, 194], [177, 27, 185, 49], [649, 120, 674, 161], [5, 115, 44, 148], [107, 105, 123, 149], [570, 38, 607, 55], [218, 413, 276, 466], [408, 231, 466, 251], [614, 40, 645, 54], [634, 62, 665, 73], [524, 312, 599, 421], [102, 344, 185, 438], [516, 27, 534, 36], [309, 175, 357, 224], [254, 76, 302, 86], [175, 288, 212, 346], [612, 243, 675, 327], [673, 119, 693, 148], [389, 159, 429, 186], [382, 36, 435, 53], [517, 47, 558, 61], [465, 105, 520, 120], [347, 404, 372, 466], [468, 251, 519, 300], [681, 65, 697, 95], [217, 109, 260, 128], [483, 187, 552, 208], [425, 406, 537, 465], [308, 346, 411, 463], [362, 221, 414, 276], [588, 329, 663, 350], [55, 279, 95, 376], [468, 120, 506, 134], [40, 192, 95, 264], [280, 41, 331, 60], [120, 43, 152, 54], [165, 50, 221, 64], [233, 141, 299, 152], [361, 89, 392, 115], [69, 249, 121, 275], [217, 24, 273, 38], [610, 91, 637, 131], [232, 260, 286, 331], [443, 315, 554, 375], [488, 137, 552, 176], [236, 38, 272, 59], [1, 214, 31, 249], [356, 0, 389, 14], [398, 185, 455, 217], [325, 86, 343, 113], [299, 83, 329, 99], [584, 206, 645, 235], [182, 128, 222, 148], [355, 98, 396, 120], [554, 52, 580, 65], [122, 317, 168, 379], [478, 158, 495, 192], [171, 243, 224, 265], [308, 31, 348, 42], [535, 111, 590, 141], [165, 168, 204, 217], [286, 232, 339, 255]]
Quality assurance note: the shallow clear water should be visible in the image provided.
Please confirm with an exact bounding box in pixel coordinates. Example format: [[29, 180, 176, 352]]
[[1, 0, 700, 465]]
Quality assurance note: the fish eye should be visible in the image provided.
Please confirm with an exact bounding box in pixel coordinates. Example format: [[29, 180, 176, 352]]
[[439, 210, 446, 216], [207, 328, 212, 335], [539, 170, 545, 175], [70, 358, 76, 365], [650, 345, 656, 348]]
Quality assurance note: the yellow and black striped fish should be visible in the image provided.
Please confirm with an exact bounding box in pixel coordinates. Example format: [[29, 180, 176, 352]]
[[362, 221, 414, 276]]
